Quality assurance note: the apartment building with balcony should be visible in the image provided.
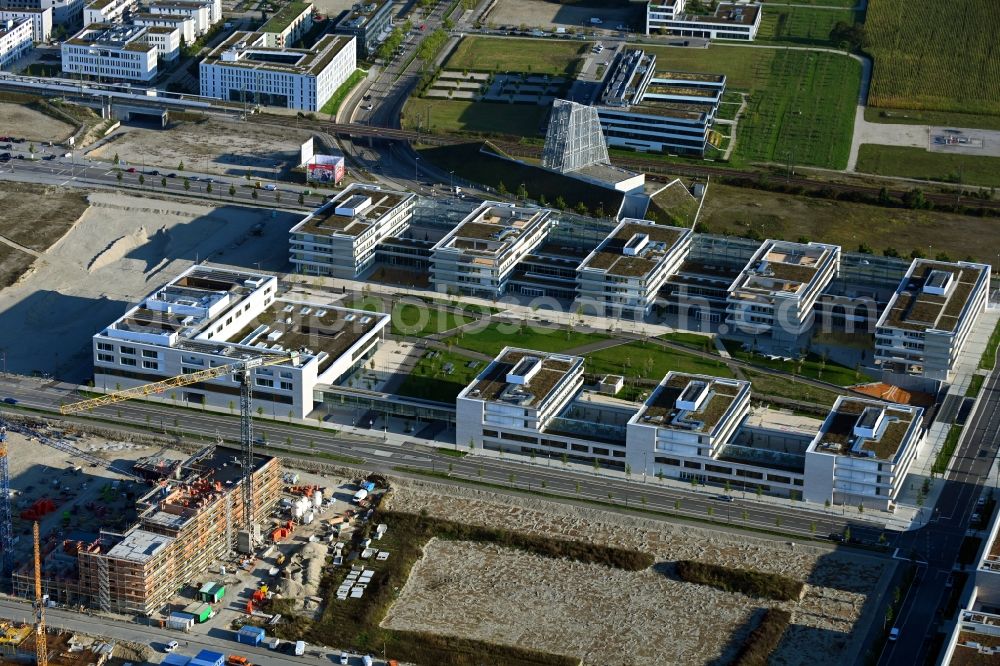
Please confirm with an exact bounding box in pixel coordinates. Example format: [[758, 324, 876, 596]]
[[0, 15, 31, 66], [147, 0, 218, 35], [91, 266, 389, 419], [200, 31, 356, 111], [14, 448, 282, 616], [576, 218, 692, 319], [643, 0, 762, 40], [431, 203, 555, 298], [289, 184, 415, 278], [83, 0, 135, 25], [725, 239, 841, 351], [803, 397, 923, 510], [0, 7, 50, 40], [132, 10, 191, 42], [594, 48, 726, 155], [874, 258, 990, 383], [259, 0, 312, 47], [332, 0, 391, 57]]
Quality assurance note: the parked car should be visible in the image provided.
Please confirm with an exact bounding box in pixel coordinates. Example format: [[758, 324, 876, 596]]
[[126, 167, 136, 173], [3, 397, 17, 405], [164, 641, 179, 653], [716, 495, 734, 503], [338, 654, 349, 665], [888, 627, 899, 641]]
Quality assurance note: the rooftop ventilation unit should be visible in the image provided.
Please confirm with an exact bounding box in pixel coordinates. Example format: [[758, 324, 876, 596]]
[[507, 356, 542, 385], [923, 269, 954, 296], [676, 379, 710, 412], [623, 233, 649, 257]]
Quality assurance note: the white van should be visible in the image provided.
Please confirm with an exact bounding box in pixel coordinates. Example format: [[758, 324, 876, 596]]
[[294, 640, 306, 656], [264, 183, 276, 191]]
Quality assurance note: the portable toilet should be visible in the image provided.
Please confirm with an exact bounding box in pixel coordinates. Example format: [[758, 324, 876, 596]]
[[189, 650, 225, 666], [237, 625, 265, 646]]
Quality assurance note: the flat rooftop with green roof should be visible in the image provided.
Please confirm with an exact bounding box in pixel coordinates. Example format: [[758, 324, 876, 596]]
[[810, 398, 920, 462], [462, 348, 583, 410], [292, 185, 413, 239], [877, 259, 990, 334], [261, 1, 311, 34], [579, 218, 690, 279], [632, 372, 749, 436]]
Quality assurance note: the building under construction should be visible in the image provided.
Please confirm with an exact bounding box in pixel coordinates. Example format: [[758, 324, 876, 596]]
[[11, 446, 281, 616]]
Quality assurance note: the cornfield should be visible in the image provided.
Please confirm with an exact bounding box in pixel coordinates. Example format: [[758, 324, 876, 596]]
[[867, 0, 1000, 115]]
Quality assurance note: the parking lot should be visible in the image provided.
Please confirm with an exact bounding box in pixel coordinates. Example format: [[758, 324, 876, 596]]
[[484, 0, 640, 32], [928, 127, 1000, 157]]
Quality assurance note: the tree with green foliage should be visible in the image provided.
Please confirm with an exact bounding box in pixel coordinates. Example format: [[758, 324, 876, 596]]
[[183, 178, 190, 191]]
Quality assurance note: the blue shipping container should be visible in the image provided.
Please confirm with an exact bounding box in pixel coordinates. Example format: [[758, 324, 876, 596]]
[[163, 654, 191, 666], [362, 481, 375, 492], [190, 650, 225, 666], [237, 625, 265, 646]]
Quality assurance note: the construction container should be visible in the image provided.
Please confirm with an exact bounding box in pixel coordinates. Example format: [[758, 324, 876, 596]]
[[190, 650, 225, 666], [302, 511, 315, 525], [353, 489, 368, 503], [361, 481, 376, 492], [237, 625, 265, 646], [312, 490, 323, 508], [198, 582, 226, 604], [167, 612, 195, 631], [163, 654, 192, 666]]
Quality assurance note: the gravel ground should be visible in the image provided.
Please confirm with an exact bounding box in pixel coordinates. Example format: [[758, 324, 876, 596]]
[[381, 479, 888, 666], [87, 118, 316, 177], [486, 0, 640, 30]]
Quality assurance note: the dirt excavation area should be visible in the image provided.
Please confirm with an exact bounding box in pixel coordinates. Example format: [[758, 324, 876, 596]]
[[0, 102, 75, 143], [486, 0, 640, 30], [0, 191, 302, 381], [87, 118, 317, 178], [381, 480, 889, 666]]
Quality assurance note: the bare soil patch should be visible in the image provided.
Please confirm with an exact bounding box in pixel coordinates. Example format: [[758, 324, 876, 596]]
[[87, 118, 316, 177], [381, 479, 888, 666], [0, 102, 74, 142], [487, 0, 639, 30]]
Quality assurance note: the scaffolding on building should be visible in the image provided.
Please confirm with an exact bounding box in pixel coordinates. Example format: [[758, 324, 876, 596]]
[[541, 99, 609, 173]]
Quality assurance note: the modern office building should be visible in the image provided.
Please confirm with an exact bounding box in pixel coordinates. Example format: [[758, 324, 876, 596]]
[[259, 0, 312, 47], [289, 184, 416, 278], [132, 10, 191, 42], [576, 218, 692, 319], [12, 448, 282, 615], [0, 7, 50, 40], [0, 0, 81, 28], [147, 0, 218, 36], [90, 265, 389, 419], [0, 16, 31, 66], [83, 0, 135, 25], [61, 22, 158, 80], [431, 203, 555, 298], [725, 239, 841, 350], [331, 0, 391, 57], [803, 397, 924, 510], [595, 48, 726, 155], [643, 0, 762, 40], [941, 509, 1000, 664], [200, 32, 356, 111], [874, 259, 990, 382]]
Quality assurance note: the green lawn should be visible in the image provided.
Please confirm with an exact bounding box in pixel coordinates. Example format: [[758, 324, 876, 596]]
[[446, 36, 587, 75], [660, 331, 715, 351], [641, 44, 861, 169], [743, 371, 842, 407], [723, 341, 870, 386], [761, 0, 857, 6], [756, 6, 859, 46], [449, 322, 608, 357], [403, 98, 548, 136], [584, 342, 735, 380], [864, 107, 1000, 132], [856, 145, 1000, 187], [319, 69, 365, 117], [394, 350, 484, 403], [346, 296, 474, 337]]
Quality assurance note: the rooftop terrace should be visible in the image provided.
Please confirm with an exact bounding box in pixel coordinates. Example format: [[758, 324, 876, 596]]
[[813, 398, 917, 462], [434, 204, 551, 259], [292, 186, 412, 238], [466, 349, 580, 409], [261, 1, 311, 34], [879, 260, 988, 334], [580, 219, 687, 279], [635, 373, 746, 434], [731, 240, 838, 300]]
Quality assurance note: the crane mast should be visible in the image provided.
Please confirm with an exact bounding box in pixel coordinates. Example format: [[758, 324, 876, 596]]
[[33, 521, 46, 666]]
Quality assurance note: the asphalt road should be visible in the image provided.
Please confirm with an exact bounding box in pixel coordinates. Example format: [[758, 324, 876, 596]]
[[0, 374, 891, 546], [0, 597, 383, 666], [878, 368, 1000, 665]]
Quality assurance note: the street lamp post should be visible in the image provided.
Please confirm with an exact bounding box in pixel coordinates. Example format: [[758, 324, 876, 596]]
[[414, 156, 420, 183]]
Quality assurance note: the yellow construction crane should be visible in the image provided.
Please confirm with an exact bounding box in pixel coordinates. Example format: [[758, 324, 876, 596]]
[[32, 521, 46, 666], [59, 352, 299, 550], [59, 355, 295, 415]]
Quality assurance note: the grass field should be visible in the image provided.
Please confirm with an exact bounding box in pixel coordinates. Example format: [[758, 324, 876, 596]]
[[395, 350, 485, 403], [319, 69, 364, 117], [756, 6, 858, 46], [449, 322, 608, 357], [641, 45, 860, 169], [722, 341, 870, 386], [867, 0, 1000, 117], [445, 36, 587, 75], [864, 107, 1000, 132], [403, 98, 548, 137], [583, 341, 734, 381], [856, 145, 1000, 188], [742, 371, 842, 407], [698, 183, 998, 263], [346, 296, 475, 337], [760, 0, 857, 6]]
